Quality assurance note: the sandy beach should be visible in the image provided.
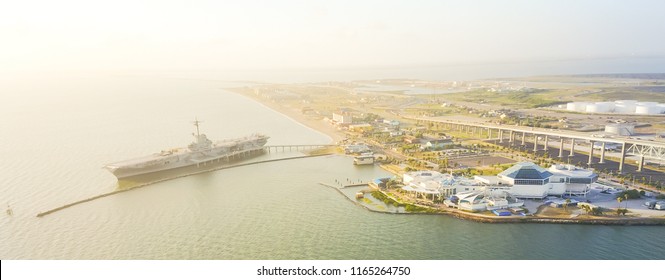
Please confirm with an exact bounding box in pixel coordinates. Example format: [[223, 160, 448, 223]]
[[228, 89, 347, 144]]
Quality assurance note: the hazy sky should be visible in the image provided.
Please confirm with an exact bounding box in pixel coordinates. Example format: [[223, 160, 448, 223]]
[[2, 0, 664, 73]]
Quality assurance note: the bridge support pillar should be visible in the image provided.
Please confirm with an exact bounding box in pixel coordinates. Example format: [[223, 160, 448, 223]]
[[521, 132, 526, 146], [559, 138, 564, 157], [618, 143, 626, 173], [499, 130, 504, 143], [488, 128, 492, 139], [637, 155, 645, 172], [533, 135, 539, 152], [569, 139, 575, 156], [542, 135, 549, 151], [588, 141, 595, 166], [599, 142, 606, 163]]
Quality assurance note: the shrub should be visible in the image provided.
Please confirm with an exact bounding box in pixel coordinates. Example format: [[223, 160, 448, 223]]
[[618, 189, 641, 200]]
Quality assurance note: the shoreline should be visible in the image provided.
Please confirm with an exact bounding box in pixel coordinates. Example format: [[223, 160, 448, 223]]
[[228, 88, 665, 226], [343, 185, 665, 226], [226, 88, 346, 144]]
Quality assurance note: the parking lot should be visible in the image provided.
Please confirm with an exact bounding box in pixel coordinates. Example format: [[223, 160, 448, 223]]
[[522, 184, 665, 217]]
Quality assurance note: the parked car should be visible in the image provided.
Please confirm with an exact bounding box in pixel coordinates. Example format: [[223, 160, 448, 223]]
[[644, 201, 656, 209], [653, 201, 665, 210], [655, 201, 665, 210]]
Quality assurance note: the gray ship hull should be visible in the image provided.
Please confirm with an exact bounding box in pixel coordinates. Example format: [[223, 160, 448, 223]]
[[107, 147, 266, 179], [104, 124, 269, 179]]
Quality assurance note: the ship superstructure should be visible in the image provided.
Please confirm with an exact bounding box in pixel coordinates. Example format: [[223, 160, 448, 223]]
[[105, 119, 269, 179]]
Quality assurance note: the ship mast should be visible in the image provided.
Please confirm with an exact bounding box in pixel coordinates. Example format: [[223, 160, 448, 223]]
[[193, 118, 202, 139]]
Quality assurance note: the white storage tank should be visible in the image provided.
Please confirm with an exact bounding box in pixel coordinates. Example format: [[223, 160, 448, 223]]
[[614, 100, 637, 114], [635, 102, 662, 115], [567, 102, 589, 112], [605, 123, 635, 136], [614, 103, 636, 114], [586, 102, 614, 113], [615, 100, 638, 105]]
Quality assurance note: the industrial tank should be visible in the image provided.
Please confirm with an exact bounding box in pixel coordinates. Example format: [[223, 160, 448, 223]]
[[586, 102, 614, 113], [605, 123, 635, 136], [566, 102, 589, 112], [614, 100, 638, 114], [635, 102, 662, 115]]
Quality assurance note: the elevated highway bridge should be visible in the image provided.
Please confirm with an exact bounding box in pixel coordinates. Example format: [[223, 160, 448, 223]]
[[407, 116, 665, 173]]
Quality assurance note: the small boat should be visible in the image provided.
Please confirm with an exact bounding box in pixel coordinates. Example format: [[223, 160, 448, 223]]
[[6, 204, 13, 216], [492, 209, 511, 216]]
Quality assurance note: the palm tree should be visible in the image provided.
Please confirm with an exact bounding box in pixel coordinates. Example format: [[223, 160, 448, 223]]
[[579, 204, 589, 215], [563, 198, 571, 213], [617, 196, 624, 210]]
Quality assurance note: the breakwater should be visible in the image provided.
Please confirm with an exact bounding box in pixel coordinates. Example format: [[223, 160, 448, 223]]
[[36, 154, 332, 218]]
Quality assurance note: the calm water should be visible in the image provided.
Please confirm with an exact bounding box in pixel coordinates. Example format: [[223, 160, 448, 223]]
[[1, 75, 664, 259]]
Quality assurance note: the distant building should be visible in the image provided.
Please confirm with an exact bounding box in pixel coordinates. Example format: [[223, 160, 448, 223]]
[[422, 139, 454, 150], [332, 112, 353, 125]]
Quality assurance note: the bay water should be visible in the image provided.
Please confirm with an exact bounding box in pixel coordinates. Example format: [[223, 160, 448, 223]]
[[1, 75, 663, 259]]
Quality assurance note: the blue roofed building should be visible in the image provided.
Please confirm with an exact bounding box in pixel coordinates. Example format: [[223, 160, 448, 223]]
[[493, 162, 597, 199], [497, 162, 557, 198]]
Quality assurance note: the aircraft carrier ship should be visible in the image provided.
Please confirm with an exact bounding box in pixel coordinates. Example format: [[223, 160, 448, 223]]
[[104, 119, 269, 179]]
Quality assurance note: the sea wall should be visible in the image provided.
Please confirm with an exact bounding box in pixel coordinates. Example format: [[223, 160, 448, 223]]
[[37, 154, 333, 218]]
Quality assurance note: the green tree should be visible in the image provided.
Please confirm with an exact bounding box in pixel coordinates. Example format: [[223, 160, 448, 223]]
[[563, 198, 571, 213], [617, 196, 624, 210]]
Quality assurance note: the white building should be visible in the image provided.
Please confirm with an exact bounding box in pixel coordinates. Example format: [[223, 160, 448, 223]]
[[402, 171, 482, 199], [332, 112, 353, 125], [445, 189, 524, 212], [547, 164, 598, 196], [403, 162, 597, 205], [494, 162, 597, 199], [496, 162, 556, 199]]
